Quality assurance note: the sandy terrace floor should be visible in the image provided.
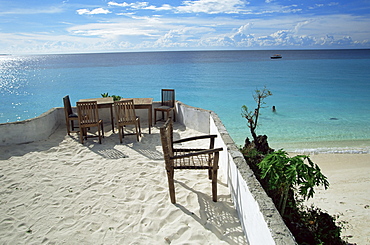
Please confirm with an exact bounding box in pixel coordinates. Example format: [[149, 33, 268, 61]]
[[0, 123, 248, 244]]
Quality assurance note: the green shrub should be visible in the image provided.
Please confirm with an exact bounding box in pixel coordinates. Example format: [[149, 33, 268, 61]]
[[241, 148, 347, 244], [101, 93, 121, 101]]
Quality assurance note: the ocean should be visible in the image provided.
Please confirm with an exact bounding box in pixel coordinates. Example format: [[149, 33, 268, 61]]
[[1, 49, 370, 153]]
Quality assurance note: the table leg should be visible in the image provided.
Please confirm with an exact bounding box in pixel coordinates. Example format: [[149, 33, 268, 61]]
[[110, 105, 114, 133], [148, 105, 152, 134]]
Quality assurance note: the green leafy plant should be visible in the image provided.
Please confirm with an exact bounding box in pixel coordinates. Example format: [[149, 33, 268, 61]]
[[111, 95, 122, 101], [258, 149, 329, 216], [101, 93, 121, 101], [301, 205, 344, 244]]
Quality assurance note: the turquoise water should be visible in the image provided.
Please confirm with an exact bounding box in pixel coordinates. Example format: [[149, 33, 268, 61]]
[[1, 50, 369, 153]]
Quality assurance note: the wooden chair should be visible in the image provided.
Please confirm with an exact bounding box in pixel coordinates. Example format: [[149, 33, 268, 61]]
[[114, 100, 141, 143], [63, 95, 79, 135], [154, 89, 176, 124], [160, 118, 223, 204], [76, 101, 104, 144]]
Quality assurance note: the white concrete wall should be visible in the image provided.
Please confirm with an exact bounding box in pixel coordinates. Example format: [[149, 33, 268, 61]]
[[0, 104, 156, 146], [0, 108, 64, 145], [175, 102, 210, 134]]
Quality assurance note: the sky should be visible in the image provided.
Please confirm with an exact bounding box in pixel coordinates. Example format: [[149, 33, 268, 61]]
[[1, 0, 370, 54]]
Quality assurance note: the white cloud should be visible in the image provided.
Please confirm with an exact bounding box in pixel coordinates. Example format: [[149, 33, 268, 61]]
[[76, 8, 111, 15], [108, 1, 149, 9], [176, 0, 247, 14], [67, 20, 160, 39], [155, 26, 215, 47], [0, 6, 64, 15], [236, 23, 252, 35], [107, 1, 131, 7], [293, 20, 312, 33], [2, 8, 370, 54], [107, 1, 173, 13], [108, 0, 248, 14], [198, 25, 370, 49], [309, 2, 339, 10], [145, 4, 173, 11]]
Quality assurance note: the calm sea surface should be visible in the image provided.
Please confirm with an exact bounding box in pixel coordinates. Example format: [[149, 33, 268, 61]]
[[1, 50, 370, 153]]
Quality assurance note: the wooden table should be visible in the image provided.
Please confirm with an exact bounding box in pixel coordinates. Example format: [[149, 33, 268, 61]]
[[78, 97, 114, 132], [121, 98, 153, 134]]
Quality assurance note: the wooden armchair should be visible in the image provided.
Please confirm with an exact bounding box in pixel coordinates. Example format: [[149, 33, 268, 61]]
[[114, 100, 141, 143], [154, 89, 176, 124], [76, 101, 104, 144], [160, 118, 223, 204], [63, 95, 79, 135]]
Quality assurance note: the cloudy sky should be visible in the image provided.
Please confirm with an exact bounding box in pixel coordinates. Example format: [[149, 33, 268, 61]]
[[1, 0, 370, 54]]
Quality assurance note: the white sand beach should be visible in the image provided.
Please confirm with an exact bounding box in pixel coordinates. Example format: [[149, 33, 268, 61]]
[[0, 124, 247, 244], [306, 154, 370, 245]]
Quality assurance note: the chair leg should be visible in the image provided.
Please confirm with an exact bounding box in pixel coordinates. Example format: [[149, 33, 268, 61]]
[[135, 124, 139, 142], [118, 126, 123, 143], [212, 153, 220, 202], [208, 169, 212, 180], [66, 120, 71, 135], [167, 169, 176, 204], [98, 126, 102, 144], [138, 118, 141, 136], [212, 168, 218, 202], [165, 111, 169, 121], [71, 120, 75, 131], [79, 127, 84, 144], [101, 122, 104, 138]]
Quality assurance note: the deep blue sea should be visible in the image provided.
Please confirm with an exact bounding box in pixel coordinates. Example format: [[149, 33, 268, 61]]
[[1, 50, 370, 153]]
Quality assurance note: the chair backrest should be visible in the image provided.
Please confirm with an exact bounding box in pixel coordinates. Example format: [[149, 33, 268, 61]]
[[76, 101, 100, 125], [63, 95, 73, 116], [160, 118, 174, 164], [161, 89, 175, 107], [114, 100, 137, 124]]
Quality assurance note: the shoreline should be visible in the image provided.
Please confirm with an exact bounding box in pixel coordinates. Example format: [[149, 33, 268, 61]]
[[271, 139, 370, 154], [302, 153, 370, 245]]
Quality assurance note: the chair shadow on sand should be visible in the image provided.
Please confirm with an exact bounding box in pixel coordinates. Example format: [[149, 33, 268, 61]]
[[68, 121, 186, 161], [125, 122, 192, 161], [174, 181, 248, 245], [126, 121, 190, 160], [79, 125, 164, 160]]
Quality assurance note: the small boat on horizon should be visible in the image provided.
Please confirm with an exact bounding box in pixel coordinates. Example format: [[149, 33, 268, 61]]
[[271, 54, 282, 59]]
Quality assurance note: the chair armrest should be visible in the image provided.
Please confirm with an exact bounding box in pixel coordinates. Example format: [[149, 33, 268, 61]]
[[173, 148, 207, 152], [170, 147, 223, 160], [173, 134, 217, 144]]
